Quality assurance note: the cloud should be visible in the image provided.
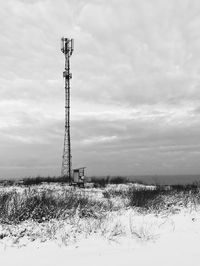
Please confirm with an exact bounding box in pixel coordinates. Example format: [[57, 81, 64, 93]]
[[1, 0, 200, 177]]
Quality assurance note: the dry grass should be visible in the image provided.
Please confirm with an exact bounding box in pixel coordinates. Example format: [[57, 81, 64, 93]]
[[0, 183, 199, 225], [103, 183, 200, 212], [0, 182, 200, 247], [0, 187, 111, 224]]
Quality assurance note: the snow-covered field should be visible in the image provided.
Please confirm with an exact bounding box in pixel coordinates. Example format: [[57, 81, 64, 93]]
[[0, 183, 199, 266]]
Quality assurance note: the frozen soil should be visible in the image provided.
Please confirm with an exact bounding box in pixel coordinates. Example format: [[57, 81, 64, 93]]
[[0, 183, 199, 266]]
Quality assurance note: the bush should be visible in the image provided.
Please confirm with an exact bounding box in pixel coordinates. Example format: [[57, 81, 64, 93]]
[[126, 184, 200, 211], [171, 183, 199, 193], [90, 176, 127, 187], [22, 176, 70, 186], [90, 176, 110, 188], [0, 189, 109, 224], [127, 187, 167, 210], [103, 187, 129, 199], [109, 176, 127, 184]]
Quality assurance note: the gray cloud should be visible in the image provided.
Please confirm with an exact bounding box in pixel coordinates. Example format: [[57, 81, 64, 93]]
[[1, 0, 200, 177]]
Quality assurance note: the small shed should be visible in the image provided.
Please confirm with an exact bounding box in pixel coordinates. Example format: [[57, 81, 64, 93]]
[[72, 167, 86, 187]]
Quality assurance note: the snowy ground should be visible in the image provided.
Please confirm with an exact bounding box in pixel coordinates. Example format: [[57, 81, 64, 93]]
[[0, 183, 199, 266]]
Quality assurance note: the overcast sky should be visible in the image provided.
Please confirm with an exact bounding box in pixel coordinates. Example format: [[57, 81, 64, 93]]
[[1, 0, 200, 178]]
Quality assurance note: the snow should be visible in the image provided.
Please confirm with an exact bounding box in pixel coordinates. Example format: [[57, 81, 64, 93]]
[[0, 208, 199, 266], [0, 183, 199, 266]]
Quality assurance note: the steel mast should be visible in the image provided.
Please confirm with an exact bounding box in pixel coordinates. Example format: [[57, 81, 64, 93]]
[[61, 37, 74, 182]]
